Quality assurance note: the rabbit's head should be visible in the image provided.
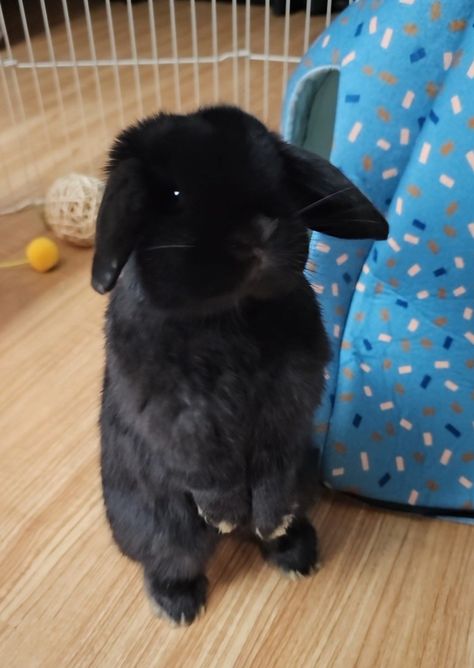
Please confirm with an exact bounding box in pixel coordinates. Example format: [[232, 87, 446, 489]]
[[92, 106, 388, 313]]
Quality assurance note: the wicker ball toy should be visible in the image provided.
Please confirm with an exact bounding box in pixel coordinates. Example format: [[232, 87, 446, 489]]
[[43, 173, 105, 247]]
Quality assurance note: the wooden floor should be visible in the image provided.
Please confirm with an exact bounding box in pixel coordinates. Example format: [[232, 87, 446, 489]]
[[1, 4, 474, 667]]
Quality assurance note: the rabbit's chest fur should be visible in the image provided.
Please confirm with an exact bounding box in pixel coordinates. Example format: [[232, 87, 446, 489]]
[[103, 278, 329, 490]]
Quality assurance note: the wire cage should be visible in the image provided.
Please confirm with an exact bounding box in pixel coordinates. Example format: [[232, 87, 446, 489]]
[[0, 0, 346, 211]]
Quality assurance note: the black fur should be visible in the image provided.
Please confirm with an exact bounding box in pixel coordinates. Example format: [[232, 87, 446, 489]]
[[259, 517, 319, 576], [93, 106, 388, 625]]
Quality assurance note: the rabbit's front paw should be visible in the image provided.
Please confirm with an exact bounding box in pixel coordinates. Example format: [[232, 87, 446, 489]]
[[193, 486, 249, 533], [196, 506, 236, 534], [255, 513, 295, 541], [260, 517, 319, 578]]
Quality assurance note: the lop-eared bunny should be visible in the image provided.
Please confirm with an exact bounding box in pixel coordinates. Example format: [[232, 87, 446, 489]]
[[92, 106, 388, 625]]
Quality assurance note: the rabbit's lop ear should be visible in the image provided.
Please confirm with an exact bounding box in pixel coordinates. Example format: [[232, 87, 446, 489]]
[[282, 143, 389, 241], [92, 158, 145, 294]]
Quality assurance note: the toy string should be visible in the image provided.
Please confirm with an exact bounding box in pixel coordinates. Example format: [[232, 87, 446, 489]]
[[0, 258, 29, 268]]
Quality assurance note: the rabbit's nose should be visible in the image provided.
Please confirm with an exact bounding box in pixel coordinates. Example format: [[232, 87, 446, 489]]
[[256, 216, 278, 243], [231, 240, 262, 261]]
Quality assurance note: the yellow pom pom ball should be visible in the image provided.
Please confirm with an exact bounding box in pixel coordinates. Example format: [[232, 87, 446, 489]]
[[26, 237, 60, 273]]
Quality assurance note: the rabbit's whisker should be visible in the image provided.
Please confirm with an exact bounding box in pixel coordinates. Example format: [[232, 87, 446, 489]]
[[145, 244, 195, 251], [315, 218, 383, 227], [293, 186, 356, 217]]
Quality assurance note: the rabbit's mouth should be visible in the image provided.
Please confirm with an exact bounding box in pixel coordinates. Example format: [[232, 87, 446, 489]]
[[241, 253, 300, 300]]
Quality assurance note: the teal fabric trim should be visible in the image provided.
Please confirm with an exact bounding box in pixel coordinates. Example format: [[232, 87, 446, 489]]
[[302, 69, 340, 160]]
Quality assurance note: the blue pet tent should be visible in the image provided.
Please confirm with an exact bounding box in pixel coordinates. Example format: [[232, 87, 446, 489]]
[[282, 0, 474, 516]]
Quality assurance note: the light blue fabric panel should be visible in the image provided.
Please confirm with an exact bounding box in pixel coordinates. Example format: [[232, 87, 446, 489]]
[[284, 0, 472, 444], [283, 0, 472, 208], [324, 23, 474, 511], [282, 0, 474, 514]]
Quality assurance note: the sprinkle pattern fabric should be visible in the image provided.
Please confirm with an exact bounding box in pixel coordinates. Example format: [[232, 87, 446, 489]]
[[282, 0, 474, 513]]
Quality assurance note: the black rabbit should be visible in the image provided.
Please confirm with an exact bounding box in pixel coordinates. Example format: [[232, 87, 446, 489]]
[[92, 106, 388, 626]]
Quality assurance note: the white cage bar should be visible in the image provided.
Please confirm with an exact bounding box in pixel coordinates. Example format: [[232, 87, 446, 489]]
[[0, 0, 344, 211]]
